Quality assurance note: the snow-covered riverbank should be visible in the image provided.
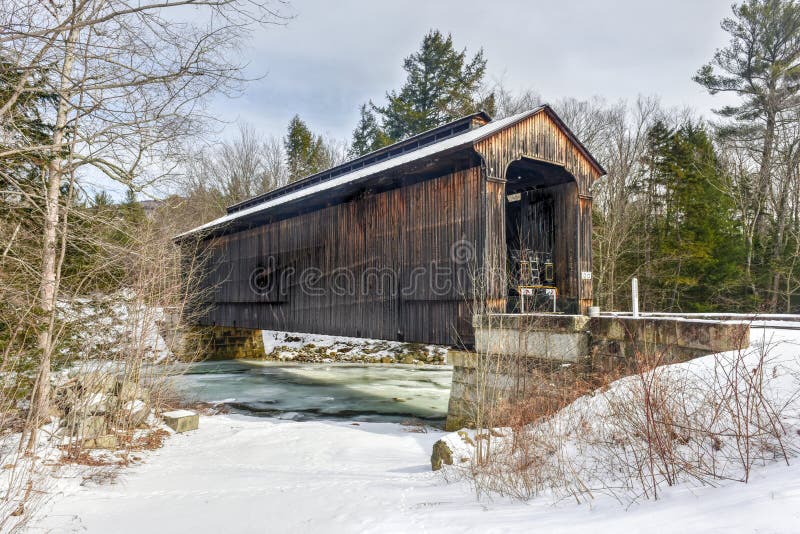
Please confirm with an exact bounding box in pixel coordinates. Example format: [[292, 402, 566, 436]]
[[29, 412, 800, 533], [17, 325, 800, 532]]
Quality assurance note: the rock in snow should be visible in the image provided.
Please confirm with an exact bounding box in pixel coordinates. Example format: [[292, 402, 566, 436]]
[[430, 439, 453, 471], [162, 410, 200, 433]]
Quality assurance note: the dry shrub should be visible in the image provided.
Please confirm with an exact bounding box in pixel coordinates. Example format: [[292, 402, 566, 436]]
[[489, 365, 625, 432], [0, 220, 211, 531], [459, 337, 800, 506], [128, 429, 170, 451]]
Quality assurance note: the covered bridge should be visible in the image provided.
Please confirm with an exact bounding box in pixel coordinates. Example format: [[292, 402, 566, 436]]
[[178, 106, 605, 347]]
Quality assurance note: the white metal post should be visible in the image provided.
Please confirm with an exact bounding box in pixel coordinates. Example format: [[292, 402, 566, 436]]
[[632, 277, 639, 318]]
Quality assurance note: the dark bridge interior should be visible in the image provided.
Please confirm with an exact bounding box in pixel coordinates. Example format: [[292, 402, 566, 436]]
[[504, 158, 580, 314]]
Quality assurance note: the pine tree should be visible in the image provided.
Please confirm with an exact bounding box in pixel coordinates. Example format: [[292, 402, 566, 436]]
[[348, 104, 393, 158], [284, 115, 327, 182], [121, 187, 145, 226], [645, 122, 745, 311], [0, 56, 56, 195], [694, 0, 800, 136], [694, 0, 800, 307], [370, 30, 494, 144]]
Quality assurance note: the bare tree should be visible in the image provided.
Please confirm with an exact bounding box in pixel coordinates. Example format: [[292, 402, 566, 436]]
[[0, 0, 287, 451], [182, 123, 290, 217], [176, 122, 349, 232], [490, 84, 541, 119], [557, 97, 665, 309], [320, 134, 351, 168]]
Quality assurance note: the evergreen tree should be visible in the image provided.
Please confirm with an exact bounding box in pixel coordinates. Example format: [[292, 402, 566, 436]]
[[0, 56, 56, 195], [348, 104, 392, 158], [694, 0, 800, 136], [694, 0, 800, 308], [121, 187, 146, 226], [92, 191, 114, 209], [644, 122, 745, 311], [284, 115, 327, 182], [362, 30, 494, 148]]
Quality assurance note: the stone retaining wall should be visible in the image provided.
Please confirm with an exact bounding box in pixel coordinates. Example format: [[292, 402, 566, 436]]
[[588, 317, 750, 370], [472, 314, 589, 362], [185, 326, 265, 360]]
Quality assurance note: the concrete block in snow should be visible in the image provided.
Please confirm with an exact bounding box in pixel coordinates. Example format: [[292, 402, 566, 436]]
[[163, 410, 199, 433]]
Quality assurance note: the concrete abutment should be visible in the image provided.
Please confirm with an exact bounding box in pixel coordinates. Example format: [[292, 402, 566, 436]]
[[445, 314, 750, 431]]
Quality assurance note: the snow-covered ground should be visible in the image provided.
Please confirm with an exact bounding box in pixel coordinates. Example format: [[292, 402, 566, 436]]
[[28, 414, 800, 533], [58, 293, 172, 362], [23, 325, 800, 533]]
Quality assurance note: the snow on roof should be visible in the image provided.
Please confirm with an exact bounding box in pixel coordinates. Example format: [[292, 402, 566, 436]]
[[175, 108, 542, 239]]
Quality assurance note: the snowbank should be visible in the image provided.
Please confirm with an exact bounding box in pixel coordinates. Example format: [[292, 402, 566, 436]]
[[28, 413, 800, 533], [439, 327, 800, 506], [58, 292, 172, 363]]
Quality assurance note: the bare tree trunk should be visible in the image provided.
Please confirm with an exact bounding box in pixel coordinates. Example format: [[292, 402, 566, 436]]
[[25, 25, 78, 451], [769, 171, 791, 311], [754, 112, 775, 248]]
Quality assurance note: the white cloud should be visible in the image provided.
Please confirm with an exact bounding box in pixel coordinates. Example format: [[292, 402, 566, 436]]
[[204, 0, 737, 142]]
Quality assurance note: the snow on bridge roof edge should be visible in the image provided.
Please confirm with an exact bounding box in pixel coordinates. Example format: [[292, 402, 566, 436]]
[[175, 105, 596, 240]]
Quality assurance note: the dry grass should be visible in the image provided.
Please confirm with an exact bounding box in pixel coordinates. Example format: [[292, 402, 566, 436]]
[[457, 338, 800, 505], [58, 447, 123, 467], [127, 429, 171, 451]]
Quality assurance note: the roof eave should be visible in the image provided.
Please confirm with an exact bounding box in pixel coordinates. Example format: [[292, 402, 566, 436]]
[[173, 142, 478, 241]]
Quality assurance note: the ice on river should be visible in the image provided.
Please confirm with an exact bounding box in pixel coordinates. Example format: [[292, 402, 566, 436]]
[[170, 360, 453, 423]]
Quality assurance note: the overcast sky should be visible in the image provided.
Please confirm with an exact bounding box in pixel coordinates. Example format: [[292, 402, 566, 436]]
[[205, 0, 737, 142]]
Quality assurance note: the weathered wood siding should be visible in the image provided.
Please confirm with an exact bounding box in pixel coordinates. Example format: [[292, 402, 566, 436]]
[[198, 164, 484, 346], [483, 178, 507, 311], [474, 108, 602, 313], [190, 107, 603, 344], [578, 195, 593, 311], [473, 109, 601, 193]]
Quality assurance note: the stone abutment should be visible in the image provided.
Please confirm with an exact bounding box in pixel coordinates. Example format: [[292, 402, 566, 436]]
[[445, 314, 750, 431]]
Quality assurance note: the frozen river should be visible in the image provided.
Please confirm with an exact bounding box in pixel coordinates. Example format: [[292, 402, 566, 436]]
[[170, 360, 453, 425]]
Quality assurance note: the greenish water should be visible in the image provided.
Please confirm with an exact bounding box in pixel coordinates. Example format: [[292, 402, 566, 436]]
[[170, 360, 453, 425]]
